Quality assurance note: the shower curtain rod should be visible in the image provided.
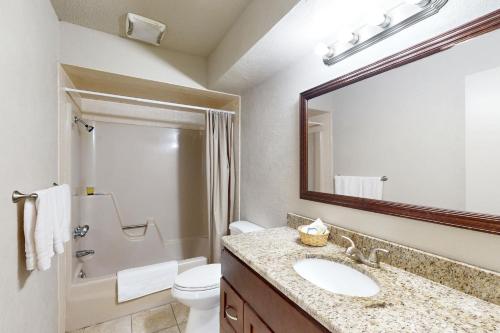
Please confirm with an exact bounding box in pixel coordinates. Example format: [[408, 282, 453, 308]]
[[63, 88, 236, 115]]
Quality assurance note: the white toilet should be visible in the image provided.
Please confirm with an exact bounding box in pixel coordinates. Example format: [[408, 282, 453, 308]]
[[172, 221, 264, 333]]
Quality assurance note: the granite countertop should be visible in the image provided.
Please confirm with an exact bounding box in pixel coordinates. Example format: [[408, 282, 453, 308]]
[[222, 227, 500, 333]]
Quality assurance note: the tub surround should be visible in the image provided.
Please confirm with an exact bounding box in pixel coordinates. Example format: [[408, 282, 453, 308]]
[[287, 213, 500, 305], [222, 225, 500, 332]]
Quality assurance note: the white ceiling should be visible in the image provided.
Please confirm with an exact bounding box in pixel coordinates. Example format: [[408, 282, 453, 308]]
[[50, 0, 251, 56], [52, 0, 407, 93]]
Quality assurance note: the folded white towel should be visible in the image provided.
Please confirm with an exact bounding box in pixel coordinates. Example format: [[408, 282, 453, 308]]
[[53, 184, 71, 254], [334, 176, 383, 200], [22, 184, 72, 271], [34, 188, 57, 271], [305, 218, 328, 235], [23, 199, 37, 271], [117, 261, 178, 303]]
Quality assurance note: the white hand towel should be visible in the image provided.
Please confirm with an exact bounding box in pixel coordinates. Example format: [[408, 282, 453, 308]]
[[53, 184, 71, 254], [335, 176, 383, 200], [34, 188, 57, 271], [117, 261, 178, 303], [23, 199, 37, 271]]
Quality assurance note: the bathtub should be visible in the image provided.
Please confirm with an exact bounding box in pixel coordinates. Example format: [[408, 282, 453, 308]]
[[66, 256, 207, 331], [66, 195, 209, 331]]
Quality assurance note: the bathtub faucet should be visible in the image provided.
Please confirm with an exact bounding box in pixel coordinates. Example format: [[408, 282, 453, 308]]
[[74, 225, 90, 239], [76, 249, 95, 258]]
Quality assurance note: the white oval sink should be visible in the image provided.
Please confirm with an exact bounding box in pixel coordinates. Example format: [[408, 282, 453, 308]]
[[293, 258, 379, 297]]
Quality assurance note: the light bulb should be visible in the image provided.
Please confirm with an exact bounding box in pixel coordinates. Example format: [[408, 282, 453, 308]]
[[314, 43, 328, 56], [367, 12, 391, 28], [338, 31, 359, 45], [405, 0, 430, 7], [314, 43, 332, 57]]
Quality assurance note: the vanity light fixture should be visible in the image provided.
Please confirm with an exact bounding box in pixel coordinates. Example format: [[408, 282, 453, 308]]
[[318, 0, 447, 66], [314, 42, 334, 57], [406, 0, 431, 7], [367, 12, 392, 28], [339, 31, 360, 45]]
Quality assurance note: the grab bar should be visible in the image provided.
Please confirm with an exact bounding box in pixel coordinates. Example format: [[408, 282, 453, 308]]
[[122, 224, 147, 230]]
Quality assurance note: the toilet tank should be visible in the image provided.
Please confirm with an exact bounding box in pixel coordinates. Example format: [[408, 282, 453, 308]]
[[229, 221, 264, 235]]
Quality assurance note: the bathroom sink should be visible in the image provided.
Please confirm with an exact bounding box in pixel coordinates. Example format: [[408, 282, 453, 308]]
[[293, 258, 379, 297]]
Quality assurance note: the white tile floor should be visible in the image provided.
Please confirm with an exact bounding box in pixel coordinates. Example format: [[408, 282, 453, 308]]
[[69, 302, 189, 333]]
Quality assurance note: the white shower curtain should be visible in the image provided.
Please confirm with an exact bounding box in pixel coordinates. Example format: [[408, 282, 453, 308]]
[[206, 110, 235, 262]]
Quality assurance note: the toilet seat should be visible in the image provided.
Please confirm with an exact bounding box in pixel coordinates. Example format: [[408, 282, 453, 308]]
[[173, 263, 221, 292], [172, 264, 222, 312], [172, 284, 220, 304]]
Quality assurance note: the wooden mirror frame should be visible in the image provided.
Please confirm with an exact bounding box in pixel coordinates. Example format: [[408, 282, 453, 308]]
[[300, 10, 500, 235]]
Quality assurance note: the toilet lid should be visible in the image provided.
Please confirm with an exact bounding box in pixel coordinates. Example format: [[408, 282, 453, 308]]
[[174, 264, 221, 291]]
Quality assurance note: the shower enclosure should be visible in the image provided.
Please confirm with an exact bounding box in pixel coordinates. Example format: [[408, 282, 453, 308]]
[[59, 65, 240, 331], [75, 121, 208, 277]]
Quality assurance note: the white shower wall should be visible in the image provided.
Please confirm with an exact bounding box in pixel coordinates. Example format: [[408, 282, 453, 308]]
[[80, 121, 208, 258]]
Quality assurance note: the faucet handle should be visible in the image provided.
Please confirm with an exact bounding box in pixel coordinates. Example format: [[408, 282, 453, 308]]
[[341, 235, 356, 249], [368, 248, 389, 266]]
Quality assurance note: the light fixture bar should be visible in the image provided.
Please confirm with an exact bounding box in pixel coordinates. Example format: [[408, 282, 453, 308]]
[[323, 0, 448, 66]]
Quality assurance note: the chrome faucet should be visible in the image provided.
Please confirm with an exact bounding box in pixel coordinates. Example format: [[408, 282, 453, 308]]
[[73, 225, 90, 239], [76, 249, 95, 258], [341, 236, 388, 268]]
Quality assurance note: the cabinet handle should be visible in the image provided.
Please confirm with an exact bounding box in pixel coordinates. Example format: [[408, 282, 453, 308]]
[[225, 306, 238, 321]]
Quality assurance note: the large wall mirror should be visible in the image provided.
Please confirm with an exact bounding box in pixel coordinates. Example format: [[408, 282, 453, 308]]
[[300, 10, 500, 234]]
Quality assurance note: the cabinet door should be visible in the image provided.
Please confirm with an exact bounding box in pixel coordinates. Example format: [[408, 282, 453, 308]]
[[244, 303, 273, 333], [221, 278, 244, 333]]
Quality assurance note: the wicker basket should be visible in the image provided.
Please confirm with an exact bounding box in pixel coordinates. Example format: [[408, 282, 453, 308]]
[[298, 225, 329, 247]]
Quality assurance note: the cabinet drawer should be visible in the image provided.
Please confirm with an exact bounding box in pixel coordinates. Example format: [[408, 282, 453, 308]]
[[220, 278, 244, 333], [244, 303, 273, 333]]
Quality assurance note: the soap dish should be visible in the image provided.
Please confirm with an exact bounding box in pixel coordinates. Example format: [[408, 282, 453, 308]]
[[298, 225, 330, 247]]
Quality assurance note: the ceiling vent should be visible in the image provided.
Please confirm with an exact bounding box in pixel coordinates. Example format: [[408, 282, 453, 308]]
[[125, 13, 166, 46]]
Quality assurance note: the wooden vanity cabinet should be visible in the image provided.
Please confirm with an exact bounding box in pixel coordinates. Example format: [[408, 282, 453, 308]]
[[244, 304, 272, 333], [220, 249, 330, 333], [220, 278, 244, 333]]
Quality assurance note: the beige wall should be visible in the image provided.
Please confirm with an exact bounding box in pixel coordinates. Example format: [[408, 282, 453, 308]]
[[240, 1, 500, 272], [0, 0, 60, 332], [60, 22, 207, 89]]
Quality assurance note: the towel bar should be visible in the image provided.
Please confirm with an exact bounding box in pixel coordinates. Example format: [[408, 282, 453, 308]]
[[336, 175, 388, 182], [12, 191, 38, 203], [12, 183, 59, 203]]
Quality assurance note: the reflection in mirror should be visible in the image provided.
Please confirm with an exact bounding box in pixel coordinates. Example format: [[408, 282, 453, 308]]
[[306, 28, 500, 215], [307, 109, 333, 194]]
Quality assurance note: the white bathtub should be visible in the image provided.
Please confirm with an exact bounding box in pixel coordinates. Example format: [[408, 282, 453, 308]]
[[66, 195, 209, 331], [66, 256, 207, 332]]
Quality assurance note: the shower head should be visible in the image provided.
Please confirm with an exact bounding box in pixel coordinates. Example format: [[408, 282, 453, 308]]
[[74, 116, 94, 133]]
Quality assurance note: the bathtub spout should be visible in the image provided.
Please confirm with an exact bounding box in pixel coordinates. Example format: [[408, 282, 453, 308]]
[[76, 250, 95, 258]]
